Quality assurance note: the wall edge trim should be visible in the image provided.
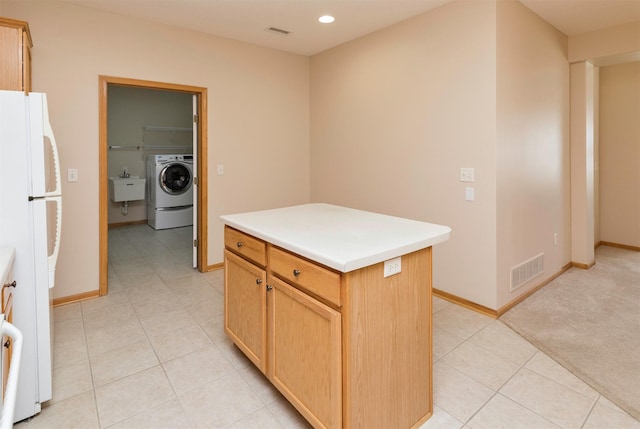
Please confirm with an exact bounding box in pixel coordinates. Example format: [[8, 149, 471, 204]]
[[53, 290, 100, 307], [597, 241, 640, 252], [433, 262, 573, 318]]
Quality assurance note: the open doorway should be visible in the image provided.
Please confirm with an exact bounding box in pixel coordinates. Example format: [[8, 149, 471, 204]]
[[99, 76, 208, 296]]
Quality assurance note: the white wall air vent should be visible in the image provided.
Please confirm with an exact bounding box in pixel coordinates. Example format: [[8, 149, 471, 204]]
[[510, 253, 544, 291], [266, 27, 291, 36]]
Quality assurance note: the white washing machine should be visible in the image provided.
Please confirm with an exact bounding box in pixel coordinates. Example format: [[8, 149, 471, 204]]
[[147, 154, 194, 230]]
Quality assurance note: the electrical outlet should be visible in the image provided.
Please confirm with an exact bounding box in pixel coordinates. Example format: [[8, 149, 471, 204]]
[[383, 256, 401, 278], [460, 167, 475, 182], [67, 168, 78, 182], [217, 164, 224, 175]]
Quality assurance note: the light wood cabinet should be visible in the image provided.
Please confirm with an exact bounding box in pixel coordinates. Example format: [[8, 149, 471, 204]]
[[269, 246, 341, 307], [0, 17, 32, 92], [224, 249, 267, 373], [2, 260, 16, 398], [225, 227, 342, 428], [268, 275, 342, 428], [224, 225, 434, 429], [224, 226, 266, 266]]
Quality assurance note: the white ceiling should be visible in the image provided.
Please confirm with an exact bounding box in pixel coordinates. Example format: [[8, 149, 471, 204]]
[[65, 0, 640, 56]]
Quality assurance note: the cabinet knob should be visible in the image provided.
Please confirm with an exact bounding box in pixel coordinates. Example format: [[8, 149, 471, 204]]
[[266, 285, 273, 291], [293, 269, 301, 277], [256, 279, 263, 285], [3, 339, 9, 348], [3, 281, 16, 288], [236, 242, 244, 248]]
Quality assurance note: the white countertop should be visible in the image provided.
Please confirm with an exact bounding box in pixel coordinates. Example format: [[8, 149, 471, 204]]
[[0, 247, 15, 283], [221, 203, 451, 272]]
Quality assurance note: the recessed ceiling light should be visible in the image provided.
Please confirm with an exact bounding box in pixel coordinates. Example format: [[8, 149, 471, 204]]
[[318, 15, 335, 24]]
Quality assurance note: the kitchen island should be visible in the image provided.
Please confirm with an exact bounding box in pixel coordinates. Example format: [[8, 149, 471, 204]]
[[221, 203, 451, 429]]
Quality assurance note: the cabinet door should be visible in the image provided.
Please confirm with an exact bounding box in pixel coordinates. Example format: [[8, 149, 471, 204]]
[[0, 19, 31, 91], [0, 25, 21, 90], [224, 250, 267, 373], [268, 276, 342, 429], [2, 288, 13, 398]]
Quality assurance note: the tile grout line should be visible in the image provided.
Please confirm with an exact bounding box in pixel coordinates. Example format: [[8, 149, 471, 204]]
[[489, 350, 562, 427], [137, 234, 196, 429], [578, 394, 602, 429], [79, 294, 104, 429]]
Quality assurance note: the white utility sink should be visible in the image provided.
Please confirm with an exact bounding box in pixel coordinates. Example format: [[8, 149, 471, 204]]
[[109, 176, 146, 202]]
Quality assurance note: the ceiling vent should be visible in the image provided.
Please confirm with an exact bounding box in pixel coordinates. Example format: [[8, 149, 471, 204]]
[[266, 26, 291, 36]]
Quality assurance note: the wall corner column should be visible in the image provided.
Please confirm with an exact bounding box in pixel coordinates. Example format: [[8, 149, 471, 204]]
[[570, 61, 595, 266]]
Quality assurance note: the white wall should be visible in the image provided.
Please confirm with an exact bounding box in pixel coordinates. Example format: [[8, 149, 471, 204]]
[[569, 22, 640, 63], [2, 0, 310, 299], [310, 0, 571, 310], [599, 61, 640, 247], [496, 0, 571, 307], [310, 1, 500, 308]]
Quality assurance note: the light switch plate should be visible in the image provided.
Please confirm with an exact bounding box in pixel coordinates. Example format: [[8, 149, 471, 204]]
[[465, 187, 474, 201], [68, 168, 78, 182]]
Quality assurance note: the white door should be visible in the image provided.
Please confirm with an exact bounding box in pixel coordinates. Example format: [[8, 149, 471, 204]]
[[192, 95, 198, 268]]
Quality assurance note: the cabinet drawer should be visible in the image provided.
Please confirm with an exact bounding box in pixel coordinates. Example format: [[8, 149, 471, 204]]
[[269, 246, 341, 307], [225, 226, 266, 266]]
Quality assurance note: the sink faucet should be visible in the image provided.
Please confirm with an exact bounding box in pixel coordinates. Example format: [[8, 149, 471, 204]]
[[119, 168, 130, 178]]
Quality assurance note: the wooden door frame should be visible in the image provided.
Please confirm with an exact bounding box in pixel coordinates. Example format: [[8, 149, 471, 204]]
[[98, 75, 208, 296]]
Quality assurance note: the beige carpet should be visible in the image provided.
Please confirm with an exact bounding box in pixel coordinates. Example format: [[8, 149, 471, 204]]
[[500, 245, 640, 421]]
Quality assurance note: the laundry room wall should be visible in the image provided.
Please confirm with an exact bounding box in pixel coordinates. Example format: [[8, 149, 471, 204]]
[[107, 86, 193, 225]]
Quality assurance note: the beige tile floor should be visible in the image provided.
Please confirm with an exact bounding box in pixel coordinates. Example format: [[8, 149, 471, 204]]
[[14, 224, 640, 429]]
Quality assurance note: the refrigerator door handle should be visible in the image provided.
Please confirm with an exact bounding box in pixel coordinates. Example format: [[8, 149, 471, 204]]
[[46, 196, 62, 288], [41, 94, 62, 198]]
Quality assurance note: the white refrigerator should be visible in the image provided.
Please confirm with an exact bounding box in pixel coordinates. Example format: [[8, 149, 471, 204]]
[[0, 90, 62, 423]]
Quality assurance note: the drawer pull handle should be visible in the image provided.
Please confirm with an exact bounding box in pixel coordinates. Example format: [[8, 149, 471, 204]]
[[256, 279, 263, 285], [266, 285, 273, 291], [236, 242, 244, 248], [293, 269, 301, 277], [3, 339, 9, 348], [3, 281, 16, 288]]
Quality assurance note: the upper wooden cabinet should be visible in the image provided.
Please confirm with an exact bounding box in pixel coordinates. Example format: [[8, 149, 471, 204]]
[[0, 17, 32, 92]]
